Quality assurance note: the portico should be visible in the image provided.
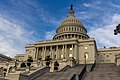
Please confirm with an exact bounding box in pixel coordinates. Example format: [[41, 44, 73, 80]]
[[30, 39, 79, 61]]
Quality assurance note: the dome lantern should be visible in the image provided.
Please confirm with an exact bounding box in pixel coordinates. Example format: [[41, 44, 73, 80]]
[[69, 4, 74, 17]]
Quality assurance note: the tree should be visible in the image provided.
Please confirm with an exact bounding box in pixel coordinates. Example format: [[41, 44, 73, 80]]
[[54, 61, 59, 71], [20, 62, 26, 68], [26, 56, 33, 71], [27, 56, 33, 63], [15, 59, 19, 69], [45, 55, 51, 67]]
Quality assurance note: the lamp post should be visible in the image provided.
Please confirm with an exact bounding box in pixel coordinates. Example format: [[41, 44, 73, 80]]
[[37, 58, 42, 67], [15, 59, 19, 69], [6, 61, 9, 70], [114, 24, 120, 35], [3, 69, 7, 78], [84, 53, 86, 66]]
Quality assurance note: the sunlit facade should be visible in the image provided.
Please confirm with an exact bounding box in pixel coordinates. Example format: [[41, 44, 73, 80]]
[[23, 5, 120, 65]]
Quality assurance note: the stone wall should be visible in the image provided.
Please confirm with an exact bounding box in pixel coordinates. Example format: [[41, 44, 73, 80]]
[[96, 47, 120, 63]]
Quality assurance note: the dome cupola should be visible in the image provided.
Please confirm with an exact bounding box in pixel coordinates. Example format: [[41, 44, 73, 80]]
[[53, 4, 89, 40]]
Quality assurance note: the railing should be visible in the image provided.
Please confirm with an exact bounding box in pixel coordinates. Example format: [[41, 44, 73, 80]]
[[19, 66, 49, 80], [70, 65, 86, 80], [0, 78, 9, 80], [70, 74, 76, 80], [90, 62, 96, 71], [59, 65, 70, 72], [79, 66, 86, 80]]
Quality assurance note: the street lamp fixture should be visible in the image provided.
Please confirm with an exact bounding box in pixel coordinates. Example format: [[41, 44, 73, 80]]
[[37, 58, 42, 67], [15, 59, 19, 69], [84, 53, 86, 66], [6, 61, 9, 69]]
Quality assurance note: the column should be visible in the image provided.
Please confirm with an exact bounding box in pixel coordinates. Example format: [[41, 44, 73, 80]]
[[51, 46, 54, 59], [36, 47, 39, 60], [65, 45, 67, 59], [42, 47, 44, 60], [56, 46, 58, 59], [70, 34, 72, 38], [34, 47, 36, 60], [77, 35, 79, 39], [58, 46, 60, 59], [67, 34, 68, 39], [63, 45, 65, 59], [80, 36, 82, 39], [37, 48, 40, 59], [39, 48, 42, 59], [72, 44, 74, 58], [74, 34, 75, 38], [44, 47, 46, 60], [74, 44, 78, 60], [64, 35, 65, 39]]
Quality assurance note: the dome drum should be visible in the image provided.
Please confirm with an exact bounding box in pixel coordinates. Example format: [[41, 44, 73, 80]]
[[56, 26, 87, 34], [53, 33, 89, 40]]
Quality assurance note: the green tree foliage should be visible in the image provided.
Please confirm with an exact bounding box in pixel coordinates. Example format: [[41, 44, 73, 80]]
[[45, 55, 51, 67], [54, 61, 59, 71], [20, 62, 26, 68]]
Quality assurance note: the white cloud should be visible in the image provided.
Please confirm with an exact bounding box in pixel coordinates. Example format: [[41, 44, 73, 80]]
[[0, 16, 35, 57], [89, 14, 120, 48], [45, 31, 55, 40], [83, 3, 93, 7], [109, 2, 120, 8], [83, 1, 100, 9]]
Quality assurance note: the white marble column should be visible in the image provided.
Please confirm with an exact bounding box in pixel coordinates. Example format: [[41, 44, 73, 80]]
[[72, 44, 74, 58], [65, 45, 67, 59], [50, 46, 54, 59], [44, 47, 46, 60], [74, 34, 75, 38], [42, 47, 44, 60], [67, 34, 68, 39], [74, 44, 78, 60], [70, 34, 72, 38], [36, 47, 39, 60], [37, 48, 40, 59], [77, 35, 79, 39], [56, 46, 58, 59], [58, 46, 60, 59], [63, 45, 65, 59], [34, 48, 36, 60]]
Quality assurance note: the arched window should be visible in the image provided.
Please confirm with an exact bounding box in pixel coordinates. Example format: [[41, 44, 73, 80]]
[[64, 28, 65, 31], [75, 27, 76, 31], [66, 27, 68, 31], [77, 27, 79, 31]]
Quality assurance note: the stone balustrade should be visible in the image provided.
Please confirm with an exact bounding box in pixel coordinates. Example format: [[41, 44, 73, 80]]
[[19, 66, 49, 80]]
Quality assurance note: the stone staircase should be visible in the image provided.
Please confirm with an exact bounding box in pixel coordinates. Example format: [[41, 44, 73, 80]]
[[34, 64, 85, 80], [82, 63, 120, 80]]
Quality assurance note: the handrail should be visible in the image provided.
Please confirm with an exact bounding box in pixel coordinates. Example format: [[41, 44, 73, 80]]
[[19, 66, 49, 80]]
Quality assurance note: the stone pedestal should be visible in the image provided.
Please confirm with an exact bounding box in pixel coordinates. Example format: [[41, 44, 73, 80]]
[[67, 57, 77, 67], [115, 53, 120, 66]]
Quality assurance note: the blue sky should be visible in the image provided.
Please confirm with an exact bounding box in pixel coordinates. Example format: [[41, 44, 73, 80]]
[[0, 0, 120, 57]]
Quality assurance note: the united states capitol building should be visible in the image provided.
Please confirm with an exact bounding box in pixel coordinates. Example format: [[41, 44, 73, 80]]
[[23, 5, 120, 64], [1, 5, 120, 80]]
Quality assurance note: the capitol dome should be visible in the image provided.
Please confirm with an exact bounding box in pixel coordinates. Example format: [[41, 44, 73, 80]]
[[53, 5, 89, 40]]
